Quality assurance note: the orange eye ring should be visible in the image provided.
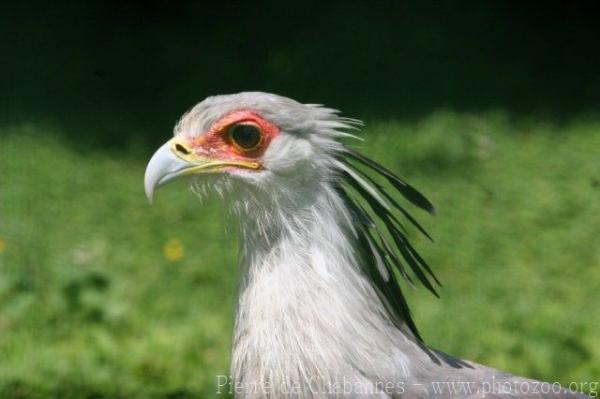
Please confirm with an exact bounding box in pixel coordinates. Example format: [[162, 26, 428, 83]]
[[228, 122, 264, 152]]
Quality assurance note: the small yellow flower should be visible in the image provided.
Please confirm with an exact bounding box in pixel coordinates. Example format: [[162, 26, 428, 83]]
[[163, 238, 184, 262], [0, 236, 6, 254]]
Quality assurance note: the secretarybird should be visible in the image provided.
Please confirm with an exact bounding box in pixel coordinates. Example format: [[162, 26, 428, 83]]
[[144, 92, 587, 398]]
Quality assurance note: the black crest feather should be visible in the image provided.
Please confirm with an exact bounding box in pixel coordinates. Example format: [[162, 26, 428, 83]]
[[336, 149, 439, 341], [346, 149, 436, 214]]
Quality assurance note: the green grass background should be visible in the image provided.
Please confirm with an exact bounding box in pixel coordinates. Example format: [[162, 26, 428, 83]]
[[0, 111, 599, 398]]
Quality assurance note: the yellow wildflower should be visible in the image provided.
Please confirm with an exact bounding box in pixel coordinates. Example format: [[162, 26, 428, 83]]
[[163, 238, 184, 262]]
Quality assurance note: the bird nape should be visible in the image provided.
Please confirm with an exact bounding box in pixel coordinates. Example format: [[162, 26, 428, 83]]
[[144, 92, 587, 398]]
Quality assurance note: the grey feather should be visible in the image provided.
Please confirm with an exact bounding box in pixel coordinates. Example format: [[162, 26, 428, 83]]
[[150, 92, 589, 398]]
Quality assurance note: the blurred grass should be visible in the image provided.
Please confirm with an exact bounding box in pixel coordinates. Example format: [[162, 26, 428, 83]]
[[0, 111, 598, 398]]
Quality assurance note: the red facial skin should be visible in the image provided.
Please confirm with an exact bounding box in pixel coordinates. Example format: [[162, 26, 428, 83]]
[[187, 110, 280, 168]]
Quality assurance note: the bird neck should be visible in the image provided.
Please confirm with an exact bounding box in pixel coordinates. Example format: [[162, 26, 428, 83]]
[[230, 181, 421, 391], [237, 181, 355, 277]]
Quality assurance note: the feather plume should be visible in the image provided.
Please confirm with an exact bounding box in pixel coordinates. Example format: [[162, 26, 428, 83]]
[[335, 148, 440, 340]]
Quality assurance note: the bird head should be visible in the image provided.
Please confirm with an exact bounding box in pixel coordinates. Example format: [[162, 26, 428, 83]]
[[145, 92, 439, 339], [145, 92, 358, 205]]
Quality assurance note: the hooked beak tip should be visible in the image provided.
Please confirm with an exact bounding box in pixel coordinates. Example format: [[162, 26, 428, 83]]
[[145, 189, 154, 204], [144, 141, 179, 204]]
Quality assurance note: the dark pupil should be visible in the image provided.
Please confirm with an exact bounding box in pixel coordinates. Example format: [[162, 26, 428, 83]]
[[231, 124, 261, 149]]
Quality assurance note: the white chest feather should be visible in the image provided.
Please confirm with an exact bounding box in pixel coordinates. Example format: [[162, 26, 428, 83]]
[[229, 188, 419, 398]]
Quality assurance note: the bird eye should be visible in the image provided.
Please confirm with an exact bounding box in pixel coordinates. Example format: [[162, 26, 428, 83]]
[[228, 123, 262, 151]]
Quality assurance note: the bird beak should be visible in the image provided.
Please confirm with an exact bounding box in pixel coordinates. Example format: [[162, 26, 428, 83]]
[[144, 137, 260, 203]]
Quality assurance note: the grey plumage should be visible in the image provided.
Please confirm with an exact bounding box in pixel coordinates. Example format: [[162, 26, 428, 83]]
[[145, 92, 589, 398]]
